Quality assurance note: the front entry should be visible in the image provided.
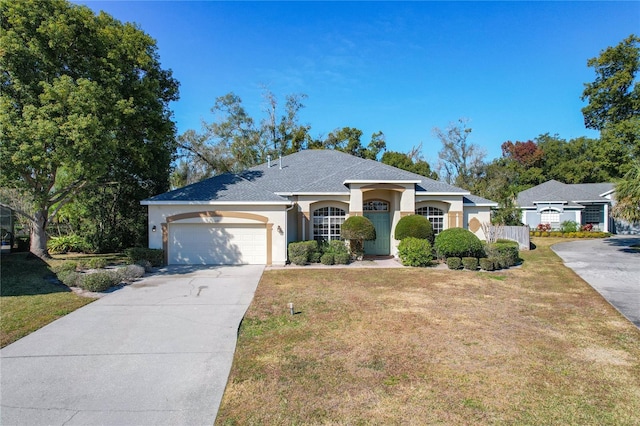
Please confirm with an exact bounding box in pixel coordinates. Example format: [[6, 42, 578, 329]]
[[364, 212, 390, 255]]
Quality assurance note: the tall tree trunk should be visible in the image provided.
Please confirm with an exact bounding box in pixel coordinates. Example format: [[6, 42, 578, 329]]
[[30, 209, 50, 259]]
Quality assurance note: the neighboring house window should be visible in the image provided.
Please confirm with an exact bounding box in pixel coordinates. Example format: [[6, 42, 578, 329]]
[[540, 209, 560, 224], [363, 200, 389, 211], [313, 207, 346, 242], [584, 205, 601, 224], [416, 206, 444, 234]]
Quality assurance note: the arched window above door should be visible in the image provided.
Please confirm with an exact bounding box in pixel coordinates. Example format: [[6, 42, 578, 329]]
[[363, 200, 389, 212]]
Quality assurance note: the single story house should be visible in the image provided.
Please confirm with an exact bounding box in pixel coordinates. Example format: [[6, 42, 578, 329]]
[[517, 179, 639, 234], [142, 150, 497, 265]]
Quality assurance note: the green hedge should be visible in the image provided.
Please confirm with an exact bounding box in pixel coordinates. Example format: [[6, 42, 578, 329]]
[[79, 271, 121, 292], [288, 240, 319, 265], [397, 237, 433, 267], [124, 247, 164, 266], [479, 258, 494, 271], [485, 242, 519, 268], [530, 230, 610, 238], [434, 228, 484, 259], [394, 215, 434, 244], [462, 257, 478, 270], [446, 257, 462, 270]]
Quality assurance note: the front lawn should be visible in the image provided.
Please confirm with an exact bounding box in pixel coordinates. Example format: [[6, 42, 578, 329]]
[[0, 253, 98, 347], [216, 238, 640, 425]]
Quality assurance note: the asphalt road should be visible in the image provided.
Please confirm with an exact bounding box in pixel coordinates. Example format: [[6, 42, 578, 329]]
[[552, 236, 640, 329]]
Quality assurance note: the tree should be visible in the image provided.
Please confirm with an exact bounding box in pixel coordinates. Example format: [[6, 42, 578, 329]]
[[434, 119, 486, 189], [582, 35, 640, 165], [381, 145, 437, 180], [175, 90, 310, 186], [582, 35, 640, 132], [318, 127, 386, 160], [0, 0, 179, 258], [613, 161, 640, 223]]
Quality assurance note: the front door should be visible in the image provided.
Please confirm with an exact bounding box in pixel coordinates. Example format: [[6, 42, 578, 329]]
[[364, 212, 390, 255]]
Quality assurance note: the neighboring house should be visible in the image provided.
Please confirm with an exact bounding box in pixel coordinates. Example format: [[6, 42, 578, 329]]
[[142, 150, 497, 265], [517, 179, 640, 234]]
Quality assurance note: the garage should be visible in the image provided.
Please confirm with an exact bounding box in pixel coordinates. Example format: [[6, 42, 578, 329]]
[[168, 223, 267, 265]]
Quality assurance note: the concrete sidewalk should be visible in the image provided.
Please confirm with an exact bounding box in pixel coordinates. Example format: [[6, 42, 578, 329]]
[[0, 265, 263, 426], [552, 236, 640, 329]]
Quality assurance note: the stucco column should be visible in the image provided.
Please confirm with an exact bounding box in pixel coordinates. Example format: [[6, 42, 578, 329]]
[[349, 184, 363, 215], [604, 203, 609, 233]]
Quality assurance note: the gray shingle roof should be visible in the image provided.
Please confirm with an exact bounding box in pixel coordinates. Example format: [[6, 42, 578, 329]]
[[517, 180, 613, 208], [145, 149, 492, 203]]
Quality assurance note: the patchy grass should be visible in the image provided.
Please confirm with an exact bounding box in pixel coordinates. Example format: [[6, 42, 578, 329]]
[[1, 253, 97, 347], [217, 238, 640, 425]]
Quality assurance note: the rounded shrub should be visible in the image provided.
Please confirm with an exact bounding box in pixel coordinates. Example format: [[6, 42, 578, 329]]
[[394, 215, 434, 244], [462, 257, 479, 270], [320, 253, 335, 265], [120, 264, 145, 281], [446, 257, 462, 270], [341, 216, 376, 257], [334, 252, 350, 265], [79, 271, 121, 292], [57, 270, 80, 287], [84, 257, 108, 269], [434, 228, 484, 259], [397, 237, 433, 267], [485, 243, 519, 268], [56, 261, 78, 273]]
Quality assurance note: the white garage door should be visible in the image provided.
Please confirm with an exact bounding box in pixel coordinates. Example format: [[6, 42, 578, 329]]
[[169, 223, 267, 265]]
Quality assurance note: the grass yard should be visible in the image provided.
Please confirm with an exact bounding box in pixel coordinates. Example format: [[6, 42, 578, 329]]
[[0, 253, 101, 347], [217, 239, 640, 425]]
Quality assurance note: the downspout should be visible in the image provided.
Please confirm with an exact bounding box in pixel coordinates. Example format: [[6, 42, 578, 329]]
[[284, 201, 295, 263]]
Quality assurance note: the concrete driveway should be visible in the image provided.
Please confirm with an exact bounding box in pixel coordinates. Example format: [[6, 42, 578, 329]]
[[552, 236, 640, 328], [0, 264, 264, 425]]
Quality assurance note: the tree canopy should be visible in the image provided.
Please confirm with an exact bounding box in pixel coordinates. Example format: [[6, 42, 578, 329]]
[[0, 0, 179, 257]]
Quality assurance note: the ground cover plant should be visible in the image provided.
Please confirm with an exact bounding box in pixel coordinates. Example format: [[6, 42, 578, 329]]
[[217, 238, 640, 425]]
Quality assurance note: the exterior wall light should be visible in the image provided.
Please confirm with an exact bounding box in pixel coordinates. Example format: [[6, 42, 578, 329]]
[[152, 225, 157, 232]]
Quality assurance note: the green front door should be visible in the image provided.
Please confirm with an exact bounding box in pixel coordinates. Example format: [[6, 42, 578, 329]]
[[364, 212, 390, 255]]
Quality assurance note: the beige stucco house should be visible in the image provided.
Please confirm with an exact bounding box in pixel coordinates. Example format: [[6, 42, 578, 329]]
[[142, 150, 497, 265]]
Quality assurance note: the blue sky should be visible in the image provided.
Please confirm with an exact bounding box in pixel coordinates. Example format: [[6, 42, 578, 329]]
[[78, 1, 639, 162]]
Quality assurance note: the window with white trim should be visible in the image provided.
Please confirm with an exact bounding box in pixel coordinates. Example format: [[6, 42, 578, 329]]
[[416, 206, 444, 234], [540, 209, 560, 223], [584, 205, 601, 223], [313, 207, 346, 242]]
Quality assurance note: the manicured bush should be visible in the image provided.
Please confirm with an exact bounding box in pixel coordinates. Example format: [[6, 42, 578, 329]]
[[397, 237, 433, 267], [434, 228, 484, 259], [485, 242, 519, 268], [309, 250, 322, 263], [55, 261, 78, 273], [120, 264, 146, 281], [447, 257, 462, 270], [394, 215, 434, 244], [136, 259, 153, 272], [341, 216, 376, 257], [462, 257, 478, 270], [334, 252, 350, 265], [57, 270, 80, 287], [48, 234, 90, 253], [125, 247, 164, 267], [288, 240, 320, 265], [79, 270, 121, 292], [83, 257, 108, 269], [479, 258, 494, 271], [320, 252, 335, 265], [488, 257, 500, 270]]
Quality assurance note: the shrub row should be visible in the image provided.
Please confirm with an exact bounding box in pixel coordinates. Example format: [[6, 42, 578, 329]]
[[446, 256, 512, 271], [434, 228, 484, 259], [288, 240, 350, 266], [124, 247, 164, 267], [530, 231, 610, 238], [56, 264, 146, 291]]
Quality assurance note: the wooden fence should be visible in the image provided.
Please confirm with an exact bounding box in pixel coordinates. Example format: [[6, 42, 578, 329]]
[[489, 225, 530, 250]]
